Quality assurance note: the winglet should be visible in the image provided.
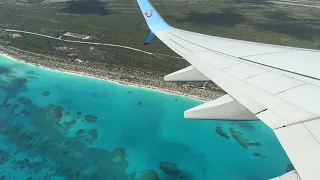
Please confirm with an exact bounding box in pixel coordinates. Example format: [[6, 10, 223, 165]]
[[144, 31, 156, 45], [137, 0, 172, 33]]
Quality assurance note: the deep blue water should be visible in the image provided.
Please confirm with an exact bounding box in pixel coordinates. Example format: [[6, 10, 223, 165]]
[[0, 55, 292, 180]]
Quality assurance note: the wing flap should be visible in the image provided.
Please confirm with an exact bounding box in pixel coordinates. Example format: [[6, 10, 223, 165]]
[[274, 120, 320, 180], [304, 120, 320, 142], [257, 110, 289, 129], [278, 84, 320, 115], [270, 170, 300, 180], [272, 104, 317, 125]]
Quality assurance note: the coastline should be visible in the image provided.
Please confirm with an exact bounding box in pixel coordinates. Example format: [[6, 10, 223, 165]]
[[0, 50, 224, 101]]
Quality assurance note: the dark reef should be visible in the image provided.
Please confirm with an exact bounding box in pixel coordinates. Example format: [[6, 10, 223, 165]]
[[84, 114, 98, 123], [215, 127, 230, 139], [42, 91, 51, 96]]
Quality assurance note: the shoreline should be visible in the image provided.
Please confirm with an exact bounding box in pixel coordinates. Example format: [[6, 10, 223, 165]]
[[0, 52, 220, 101]]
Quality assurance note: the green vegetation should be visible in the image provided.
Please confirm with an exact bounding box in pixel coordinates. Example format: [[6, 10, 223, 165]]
[[0, 0, 319, 76]]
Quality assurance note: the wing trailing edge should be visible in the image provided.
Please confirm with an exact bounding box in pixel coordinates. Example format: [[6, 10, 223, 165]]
[[164, 66, 210, 81], [270, 170, 301, 180], [185, 94, 258, 120]]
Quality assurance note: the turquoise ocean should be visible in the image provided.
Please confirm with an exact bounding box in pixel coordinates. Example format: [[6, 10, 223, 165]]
[[0, 54, 292, 180]]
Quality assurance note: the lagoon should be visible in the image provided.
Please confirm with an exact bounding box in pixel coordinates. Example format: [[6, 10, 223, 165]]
[[0, 55, 291, 180]]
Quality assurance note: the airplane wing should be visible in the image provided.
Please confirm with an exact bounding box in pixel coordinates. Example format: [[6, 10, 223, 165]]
[[136, 0, 320, 179]]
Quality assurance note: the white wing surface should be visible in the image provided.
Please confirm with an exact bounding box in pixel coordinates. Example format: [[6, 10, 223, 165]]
[[137, 0, 320, 179]]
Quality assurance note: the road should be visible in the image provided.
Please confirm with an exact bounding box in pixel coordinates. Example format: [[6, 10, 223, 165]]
[[3, 28, 182, 59], [270, 1, 320, 8]]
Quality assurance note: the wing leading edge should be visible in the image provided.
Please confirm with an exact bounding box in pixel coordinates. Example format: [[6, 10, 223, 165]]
[[136, 0, 320, 180]]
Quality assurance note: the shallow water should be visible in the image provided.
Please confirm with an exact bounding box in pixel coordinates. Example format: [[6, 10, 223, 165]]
[[0, 55, 292, 180]]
